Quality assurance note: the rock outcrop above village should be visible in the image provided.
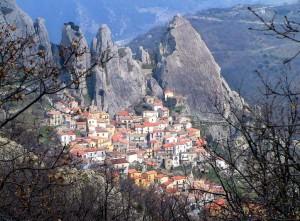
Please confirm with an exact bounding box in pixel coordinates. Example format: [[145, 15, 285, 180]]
[[34, 17, 53, 62], [60, 22, 91, 101], [154, 15, 241, 120], [91, 25, 147, 114], [0, 0, 243, 124]]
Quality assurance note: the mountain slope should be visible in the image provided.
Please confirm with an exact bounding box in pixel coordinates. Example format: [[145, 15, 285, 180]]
[[154, 16, 241, 119], [130, 3, 300, 100]]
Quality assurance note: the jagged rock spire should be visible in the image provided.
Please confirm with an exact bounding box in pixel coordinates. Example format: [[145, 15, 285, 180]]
[[92, 24, 114, 56], [155, 15, 237, 120], [34, 17, 53, 61], [61, 22, 91, 101], [91, 23, 147, 114]]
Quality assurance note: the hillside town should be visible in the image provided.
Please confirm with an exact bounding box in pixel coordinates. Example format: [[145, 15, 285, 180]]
[[45, 89, 227, 210]]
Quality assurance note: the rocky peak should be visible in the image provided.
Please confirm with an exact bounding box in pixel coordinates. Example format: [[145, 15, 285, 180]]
[[155, 15, 236, 120], [61, 22, 91, 101], [61, 22, 85, 46], [92, 24, 114, 57], [136, 46, 151, 65], [0, 0, 34, 36], [91, 24, 148, 114], [34, 17, 52, 61], [169, 14, 186, 29]]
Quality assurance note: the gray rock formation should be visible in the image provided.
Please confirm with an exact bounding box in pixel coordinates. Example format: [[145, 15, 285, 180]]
[[0, 1, 53, 67], [91, 25, 147, 114], [92, 24, 113, 57], [0, 0, 35, 36], [155, 15, 242, 120], [147, 78, 163, 98], [60, 22, 91, 102], [137, 46, 151, 65], [34, 18, 53, 62]]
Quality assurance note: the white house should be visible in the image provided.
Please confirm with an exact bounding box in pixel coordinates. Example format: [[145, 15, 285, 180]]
[[87, 117, 98, 129], [143, 110, 158, 119], [108, 158, 129, 174], [89, 128, 110, 139], [164, 136, 178, 144], [126, 152, 138, 164], [59, 131, 76, 146], [83, 149, 106, 162]]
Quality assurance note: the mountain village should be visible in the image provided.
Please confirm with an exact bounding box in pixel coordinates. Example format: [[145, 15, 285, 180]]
[[45, 89, 227, 212]]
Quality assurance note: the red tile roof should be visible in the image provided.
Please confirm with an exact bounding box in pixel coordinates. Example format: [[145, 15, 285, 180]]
[[58, 130, 76, 136], [172, 176, 186, 181], [143, 122, 160, 127], [145, 170, 157, 175], [163, 143, 175, 149], [110, 158, 128, 165], [128, 169, 137, 174], [116, 110, 129, 117]]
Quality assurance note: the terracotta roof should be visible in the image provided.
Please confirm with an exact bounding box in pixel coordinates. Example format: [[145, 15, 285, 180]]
[[172, 176, 186, 181], [163, 143, 175, 149], [110, 158, 128, 165], [128, 169, 137, 174], [145, 170, 157, 175], [156, 174, 167, 179], [161, 180, 173, 188], [166, 188, 177, 194], [143, 122, 160, 127], [116, 110, 129, 117], [58, 130, 76, 136], [205, 198, 226, 211], [145, 161, 157, 166]]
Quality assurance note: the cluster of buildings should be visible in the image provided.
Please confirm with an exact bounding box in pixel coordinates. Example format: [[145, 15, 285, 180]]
[[45, 92, 227, 199]]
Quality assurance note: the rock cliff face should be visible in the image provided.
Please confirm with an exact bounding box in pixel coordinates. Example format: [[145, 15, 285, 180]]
[[60, 22, 91, 101], [1, 0, 242, 123], [154, 15, 240, 119], [0, 0, 53, 62], [0, 0, 34, 36], [91, 25, 147, 114], [137, 46, 151, 65], [34, 18, 53, 62], [0, 0, 151, 111]]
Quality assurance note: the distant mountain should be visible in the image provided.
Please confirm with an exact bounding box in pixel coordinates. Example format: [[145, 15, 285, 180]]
[[129, 3, 300, 100], [16, 0, 298, 43]]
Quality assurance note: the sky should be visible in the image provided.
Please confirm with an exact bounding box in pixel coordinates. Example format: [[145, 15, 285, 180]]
[[16, 0, 299, 43]]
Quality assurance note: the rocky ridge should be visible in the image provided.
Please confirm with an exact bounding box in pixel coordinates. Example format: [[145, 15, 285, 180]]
[[153, 15, 242, 119], [0, 0, 243, 122], [91, 24, 148, 114], [60, 22, 91, 101]]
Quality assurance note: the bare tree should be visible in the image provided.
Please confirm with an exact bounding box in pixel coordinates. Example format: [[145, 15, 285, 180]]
[[192, 7, 300, 220]]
